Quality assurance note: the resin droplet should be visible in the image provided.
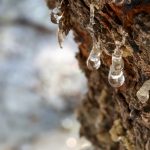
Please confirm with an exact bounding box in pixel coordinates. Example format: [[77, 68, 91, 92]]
[[86, 40, 101, 70], [137, 91, 149, 104], [86, 4, 102, 70], [51, 7, 62, 24], [136, 80, 150, 103], [108, 66, 125, 87], [112, 52, 124, 71], [57, 28, 66, 48], [87, 53, 101, 70]]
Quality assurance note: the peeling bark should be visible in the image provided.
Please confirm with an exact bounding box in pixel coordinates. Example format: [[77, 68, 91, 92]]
[[47, 0, 150, 149]]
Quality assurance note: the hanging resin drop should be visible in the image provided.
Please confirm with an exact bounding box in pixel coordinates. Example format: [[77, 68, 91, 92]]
[[86, 39, 101, 70], [87, 53, 101, 70], [51, 6, 62, 24], [86, 4, 101, 70], [57, 28, 66, 48], [107, 26, 127, 88], [137, 90, 149, 104], [109, 48, 125, 87], [136, 80, 150, 103], [108, 66, 125, 87]]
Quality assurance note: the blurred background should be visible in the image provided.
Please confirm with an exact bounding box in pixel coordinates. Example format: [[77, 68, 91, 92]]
[[0, 0, 92, 149]]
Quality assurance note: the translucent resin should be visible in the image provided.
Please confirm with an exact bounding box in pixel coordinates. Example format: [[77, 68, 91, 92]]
[[86, 3, 101, 70], [136, 80, 150, 103], [108, 66, 125, 87], [51, 7, 62, 24], [87, 53, 101, 70]]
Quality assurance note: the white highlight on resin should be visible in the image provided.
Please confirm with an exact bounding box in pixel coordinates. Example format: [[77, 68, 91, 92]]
[[136, 80, 150, 103]]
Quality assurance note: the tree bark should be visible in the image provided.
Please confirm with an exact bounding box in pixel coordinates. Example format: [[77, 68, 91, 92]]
[[47, 1, 150, 150]]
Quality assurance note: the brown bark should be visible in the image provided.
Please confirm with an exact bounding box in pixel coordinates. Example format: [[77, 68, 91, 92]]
[[47, 1, 150, 150]]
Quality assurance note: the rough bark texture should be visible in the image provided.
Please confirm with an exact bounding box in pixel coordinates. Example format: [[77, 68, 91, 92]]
[[47, 1, 150, 150]]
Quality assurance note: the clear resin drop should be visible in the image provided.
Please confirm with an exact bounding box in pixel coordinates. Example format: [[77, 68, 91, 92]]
[[108, 66, 125, 87], [136, 80, 150, 103], [87, 39, 101, 70], [137, 90, 149, 104], [87, 53, 101, 70], [51, 7, 62, 24], [86, 3, 102, 70]]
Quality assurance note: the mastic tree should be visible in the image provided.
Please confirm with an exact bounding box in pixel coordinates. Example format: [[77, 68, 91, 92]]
[[47, 1, 150, 150]]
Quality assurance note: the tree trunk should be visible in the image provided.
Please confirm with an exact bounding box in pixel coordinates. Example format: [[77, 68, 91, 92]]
[[47, 1, 150, 150]]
